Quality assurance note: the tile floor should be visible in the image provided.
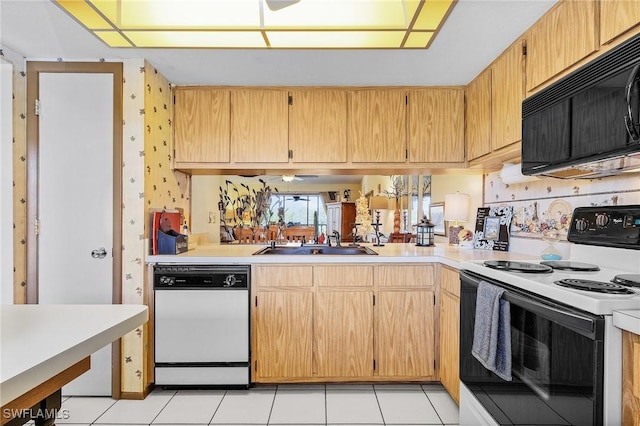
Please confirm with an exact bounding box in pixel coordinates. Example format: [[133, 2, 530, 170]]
[[41, 384, 459, 425]]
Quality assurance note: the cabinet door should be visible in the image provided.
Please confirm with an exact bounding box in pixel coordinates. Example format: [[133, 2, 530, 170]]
[[439, 266, 460, 403], [326, 203, 339, 237], [491, 42, 525, 151], [231, 89, 289, 163], [466, 69, 492, 160], [408, 89, 464, 162], [526, 0, 598, 92], [254, 291, 313, 380], [174, 88, 230, 163], [315, 291, 373, 377], [348, 90, 406, 163], [622, 330, 640, 425], [376, 290, 435, 377], [340, 202, 357, 242], [600, 0, 640, 45], [289, 90, 347, 163]]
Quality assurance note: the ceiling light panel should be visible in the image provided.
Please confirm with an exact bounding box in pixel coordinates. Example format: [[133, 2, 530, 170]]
[[53, 0, 457, 49]]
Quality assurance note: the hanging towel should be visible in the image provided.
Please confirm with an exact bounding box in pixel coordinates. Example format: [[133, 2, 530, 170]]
[[471, 281, 512, 381]]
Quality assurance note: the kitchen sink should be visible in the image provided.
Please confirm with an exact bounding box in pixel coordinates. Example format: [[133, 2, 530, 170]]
[[253, 245, 378, 255]]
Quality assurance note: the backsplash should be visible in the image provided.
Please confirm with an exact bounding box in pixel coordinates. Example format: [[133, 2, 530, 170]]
[[484, 170, 640, 257]]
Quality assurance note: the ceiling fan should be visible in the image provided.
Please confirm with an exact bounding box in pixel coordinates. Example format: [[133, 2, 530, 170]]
[[264, 0, 301, 11], [275, 174, 318, 182], [286, 195, 311, 202]]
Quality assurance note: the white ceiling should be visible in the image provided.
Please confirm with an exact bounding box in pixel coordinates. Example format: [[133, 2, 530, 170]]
[[0, 0, 557, 86]]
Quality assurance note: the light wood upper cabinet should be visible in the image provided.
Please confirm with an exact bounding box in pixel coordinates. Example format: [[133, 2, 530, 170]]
[[600, 0, 640, 45], [465, 68, 492, 160], [315, 291, 374, 377], [231, 89, 289, 163], [408, 89, 464, 163], [376, 290, 435, 377], [439, 266, 460, 403], [254, 291, 313, 379], [491, 41, 525, 151], [348, 90, 407, 163], [289, 90, 347, 163], [173, 88, 230, 163], [526, 0, 598, 92]]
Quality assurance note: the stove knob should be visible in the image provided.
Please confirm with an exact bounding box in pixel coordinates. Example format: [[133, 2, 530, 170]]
[[575, 218, 588, 232], [595, 213, 609, 228]]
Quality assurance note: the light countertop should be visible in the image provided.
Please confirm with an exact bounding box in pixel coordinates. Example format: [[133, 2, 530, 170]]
[[0, 304, 148, 406], [147, 241, 539, 269], [613, 310, 640, 335]]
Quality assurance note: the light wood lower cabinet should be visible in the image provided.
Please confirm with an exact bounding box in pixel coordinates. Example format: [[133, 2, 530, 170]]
[[315, 291, 374, 378], [254, 291, 313, 379], [439, 265, 460, 403], [252, 263, 437, 383], [376, 290, 435, 377], [622, 330, 640, 425]]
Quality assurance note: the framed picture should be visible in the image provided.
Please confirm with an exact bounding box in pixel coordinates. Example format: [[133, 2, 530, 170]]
[[429, 202, 446, 236], [473, 206, 514, 251]]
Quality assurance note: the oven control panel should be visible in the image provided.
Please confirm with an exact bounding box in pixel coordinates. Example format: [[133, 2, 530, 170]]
[[568, 206, 640, 249]]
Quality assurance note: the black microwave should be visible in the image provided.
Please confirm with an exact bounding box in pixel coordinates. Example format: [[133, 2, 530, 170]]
[[521, 33, 640, 179]]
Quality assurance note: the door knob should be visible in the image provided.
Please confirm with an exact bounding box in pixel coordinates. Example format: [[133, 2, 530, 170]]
[[91, 247, 108, 259]]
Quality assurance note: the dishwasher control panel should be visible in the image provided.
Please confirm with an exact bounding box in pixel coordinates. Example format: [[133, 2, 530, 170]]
[[154, 265, 250, 289]]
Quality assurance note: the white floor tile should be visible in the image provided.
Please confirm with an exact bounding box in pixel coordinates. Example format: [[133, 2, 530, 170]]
[[94, 389, 176, 424], [152, 390, 225, 424], [425, 390, 459, 425], [58, 396, 117, 424], [210, 387, 276, 424], [375, 386, 441, 424], [326, 384, 383, 425], [269, 385, 325, 424]]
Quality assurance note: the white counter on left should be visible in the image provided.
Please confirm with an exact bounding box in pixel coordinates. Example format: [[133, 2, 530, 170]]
[[0, 304, 148, 406]]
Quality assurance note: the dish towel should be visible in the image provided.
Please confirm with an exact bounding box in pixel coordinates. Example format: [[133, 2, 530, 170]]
[[471, 280, 512, 381]]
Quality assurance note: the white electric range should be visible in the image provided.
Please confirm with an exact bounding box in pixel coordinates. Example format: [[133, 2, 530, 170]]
[[458, 205, 640, 426]]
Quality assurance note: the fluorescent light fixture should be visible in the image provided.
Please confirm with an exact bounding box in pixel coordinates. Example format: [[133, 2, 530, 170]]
[[282, 174, 295, 182], [53, 0, 456, 49]]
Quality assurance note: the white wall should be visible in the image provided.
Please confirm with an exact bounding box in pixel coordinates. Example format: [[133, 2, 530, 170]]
[[1, 63, 14, 303]]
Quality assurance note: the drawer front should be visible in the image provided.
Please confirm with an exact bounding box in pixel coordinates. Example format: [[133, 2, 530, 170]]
[[376, 264, 434, 287], [253, 265, 313, 287], [440, 266, 460, 297], [315, 265, 374, 287]]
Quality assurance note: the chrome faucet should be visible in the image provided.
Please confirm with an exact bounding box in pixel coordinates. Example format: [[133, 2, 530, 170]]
[[332, 230, 341, 247]]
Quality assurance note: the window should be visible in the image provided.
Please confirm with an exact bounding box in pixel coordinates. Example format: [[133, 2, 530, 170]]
[[270, 194, 328, 230]]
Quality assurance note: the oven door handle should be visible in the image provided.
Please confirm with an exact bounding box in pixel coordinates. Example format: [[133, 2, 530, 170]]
[[501, 291, 595, 335], [460, 271, 599, 338]]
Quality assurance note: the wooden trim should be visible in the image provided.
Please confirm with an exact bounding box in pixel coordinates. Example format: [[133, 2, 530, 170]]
[[0, 357, 90, 426], [119, 384, 152, 401], [24, 61, 124, 398]]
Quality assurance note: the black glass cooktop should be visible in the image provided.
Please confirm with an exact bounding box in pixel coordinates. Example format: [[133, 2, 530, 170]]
[[540, 260, 600, 271], [484, 260, 553, 273], [555, 278, 636, 294]]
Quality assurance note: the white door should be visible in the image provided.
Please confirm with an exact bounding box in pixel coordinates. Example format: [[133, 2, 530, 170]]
[[37, 72, 114, 396]]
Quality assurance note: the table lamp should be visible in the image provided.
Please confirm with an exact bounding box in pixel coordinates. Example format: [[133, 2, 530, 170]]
[[444, 192, 470, 245], [369, 195, 388, 247]]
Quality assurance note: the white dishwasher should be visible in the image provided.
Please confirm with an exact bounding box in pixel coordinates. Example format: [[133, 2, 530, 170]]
[[153, 264, 250, 388]]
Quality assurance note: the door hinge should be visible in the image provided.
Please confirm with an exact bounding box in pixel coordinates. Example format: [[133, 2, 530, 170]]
[[34, 218, 40, 236], [288, 149, 293, 159], [34, 99, 40, 116], [288, 95, 293, 105]]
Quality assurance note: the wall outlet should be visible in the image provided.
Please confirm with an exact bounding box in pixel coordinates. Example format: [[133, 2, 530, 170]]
[[208, 211, 217, 224]]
